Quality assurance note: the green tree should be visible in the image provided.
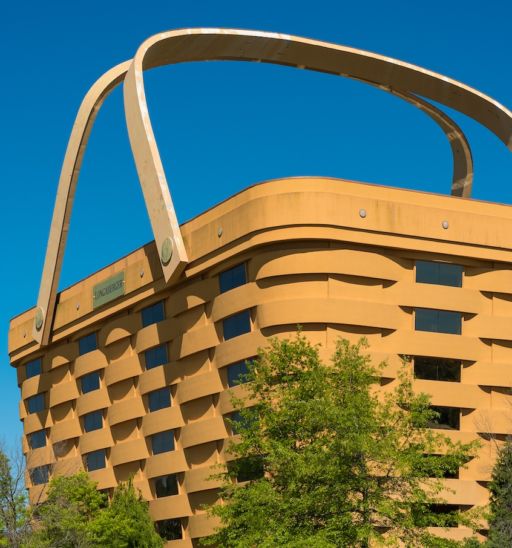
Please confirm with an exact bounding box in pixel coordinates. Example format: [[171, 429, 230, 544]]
[[0, 445, 30, 547], [204, 334, 480, 547], [25, 472, 162, 547], [87, 480, 163, 547], [26, 471, 106, 547], [487, 437, 512, 546]]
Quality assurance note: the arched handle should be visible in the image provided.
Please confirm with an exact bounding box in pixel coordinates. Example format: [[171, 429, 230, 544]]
[[34, 28, 512, 346]]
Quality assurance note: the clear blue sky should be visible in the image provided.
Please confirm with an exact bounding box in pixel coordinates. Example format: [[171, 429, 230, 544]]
[[1, 0, 511, 446]]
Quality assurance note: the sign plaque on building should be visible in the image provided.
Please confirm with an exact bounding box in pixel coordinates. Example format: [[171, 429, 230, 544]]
[[92, 272, 125, 309]]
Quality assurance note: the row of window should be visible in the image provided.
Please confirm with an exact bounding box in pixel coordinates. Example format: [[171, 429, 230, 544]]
[[30, 447, 263, 490], [23, 474, 182, 541], [23, 264, 248, 380], [25, 357, 250, 418], [24, 259, 461, 384], [25, 353, 462, 419], [29, 401, 250, 452], [30, 429, 176, 479], [28, 354, 457, 452], [24, 259, 462, 381]]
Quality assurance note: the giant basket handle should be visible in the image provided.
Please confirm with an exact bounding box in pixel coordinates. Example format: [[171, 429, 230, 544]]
[[34, 28, 512, 345]]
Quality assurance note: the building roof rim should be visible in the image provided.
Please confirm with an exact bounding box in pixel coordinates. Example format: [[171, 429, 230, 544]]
[[9, 175, 511, 324]]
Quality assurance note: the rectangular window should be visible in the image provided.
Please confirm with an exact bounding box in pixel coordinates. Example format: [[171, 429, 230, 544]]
[[227, 360, 250, 387], [154, 474, 179, 498], [78, 332, 98, 356], [30, 465, 49, 485], [83, 410, 103, 432], [27, 393, 45, 414], [430, 406, 460, 430], [85, 449, 106, 471], [148, 387, 171, 412], [144, 344, 168, 370], [141, 301, 165, 328], [223, 310, 251, 341], [25, 358, 42, 379], [413, 504, 460, 527], [415, 308, 461, 335], [155, 518, 182, 541], [414, 357, 461, 382], [228, 411, 245, 435], [81, 371, 100, 394], [219, 263, 247, 293], [416, 260, 463, 288], [151, 430, 174, 455], [234, 456, 264, 482], [29, 430, 46, 450]]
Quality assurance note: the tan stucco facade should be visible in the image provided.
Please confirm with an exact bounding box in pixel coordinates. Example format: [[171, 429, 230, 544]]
[[9, 176, 512, 544]]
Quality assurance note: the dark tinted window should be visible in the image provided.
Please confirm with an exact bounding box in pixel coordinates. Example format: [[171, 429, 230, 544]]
[[141, 301, 165, 328], [154, 474, 178, 498], [227, 360, 250, 387], [415, 309, 461, 335], [413, 504, 460, 527], [29, 430, 46, 450], [85, 449, 106, 471], [145, 344, 168, 370], [25, 358, 42, 379], [148, 387, 171, 412], [81, 371, 100, 394], [414, 357, 461, 382], [430, 406, 460, 430], [84, 410, 103, 432], [414, 454, 459, 479], [27, 393, 45, 414], [156, 518, 182, 540], [228, 411, 243, 434], [219, 263, 247, 293], [78, 332, 97, 356], [151, 430, 174, 455], [223, 310, 251, 341], [235, 456, 264, 482], [416, 261, 463, 288], [30, 465, 49, 485]]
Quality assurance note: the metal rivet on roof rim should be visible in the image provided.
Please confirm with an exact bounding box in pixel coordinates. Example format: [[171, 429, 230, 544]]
[[217, 227, 223, 237], [359, 208, 367, 218], [76, 303, 80, 311], [442, 220, 449, 229], [140, 270, 144, 278]]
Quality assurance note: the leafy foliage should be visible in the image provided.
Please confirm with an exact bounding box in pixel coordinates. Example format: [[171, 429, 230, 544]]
[[26, 471, 107, 547], [487, 438, 512, 546], [0, 446, 30, 547], [204, 333, 480, 547], [87, 481, 163, 547], [25, 472, 162, 547]]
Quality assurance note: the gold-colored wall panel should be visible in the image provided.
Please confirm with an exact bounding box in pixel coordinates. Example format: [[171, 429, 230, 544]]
[[110, 438, 149, 467], [49, 381, 79, 408], [49, 418, 81, 443], [107, 398, 146, 426], [74, 350, 107, 378], [105, 355, 142, 386], [142, 407, 184, 437], [145, 451, 188, 479], [76, 388, 111, 416], [149, 495, 192, 521], [10, 178, 512, 542], [79, 428, 114, 454]]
